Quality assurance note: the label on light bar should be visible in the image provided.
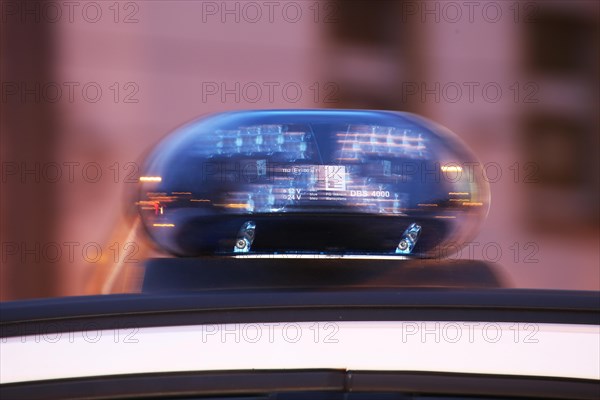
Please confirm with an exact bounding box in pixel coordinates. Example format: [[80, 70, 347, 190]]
[[322, 165, 346, 191]]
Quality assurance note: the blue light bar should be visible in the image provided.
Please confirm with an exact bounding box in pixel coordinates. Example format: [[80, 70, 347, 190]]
[[136, 110, 490, 257]]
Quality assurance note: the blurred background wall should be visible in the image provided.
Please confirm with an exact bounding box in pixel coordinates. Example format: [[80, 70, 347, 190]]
[[1, 0, 598, 299]]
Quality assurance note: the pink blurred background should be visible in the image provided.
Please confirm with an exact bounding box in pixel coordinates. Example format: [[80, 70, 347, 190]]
[[1, 0, 598, 299]]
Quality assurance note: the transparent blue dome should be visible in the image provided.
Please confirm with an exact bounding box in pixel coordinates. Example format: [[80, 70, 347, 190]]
[[135, 110, 490, 257]]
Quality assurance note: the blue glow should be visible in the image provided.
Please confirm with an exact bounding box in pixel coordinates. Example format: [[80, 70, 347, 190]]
[[136, 109, 490, 257]]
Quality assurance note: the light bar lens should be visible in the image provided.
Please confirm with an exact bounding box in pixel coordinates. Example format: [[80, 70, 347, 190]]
[[135, 110, 490, 257]]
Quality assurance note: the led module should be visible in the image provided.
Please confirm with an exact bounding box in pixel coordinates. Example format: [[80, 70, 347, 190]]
[[135, 110, 490, 257]]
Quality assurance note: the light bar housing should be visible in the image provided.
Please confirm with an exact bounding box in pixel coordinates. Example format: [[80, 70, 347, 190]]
[[135, 109, 490, 257]]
